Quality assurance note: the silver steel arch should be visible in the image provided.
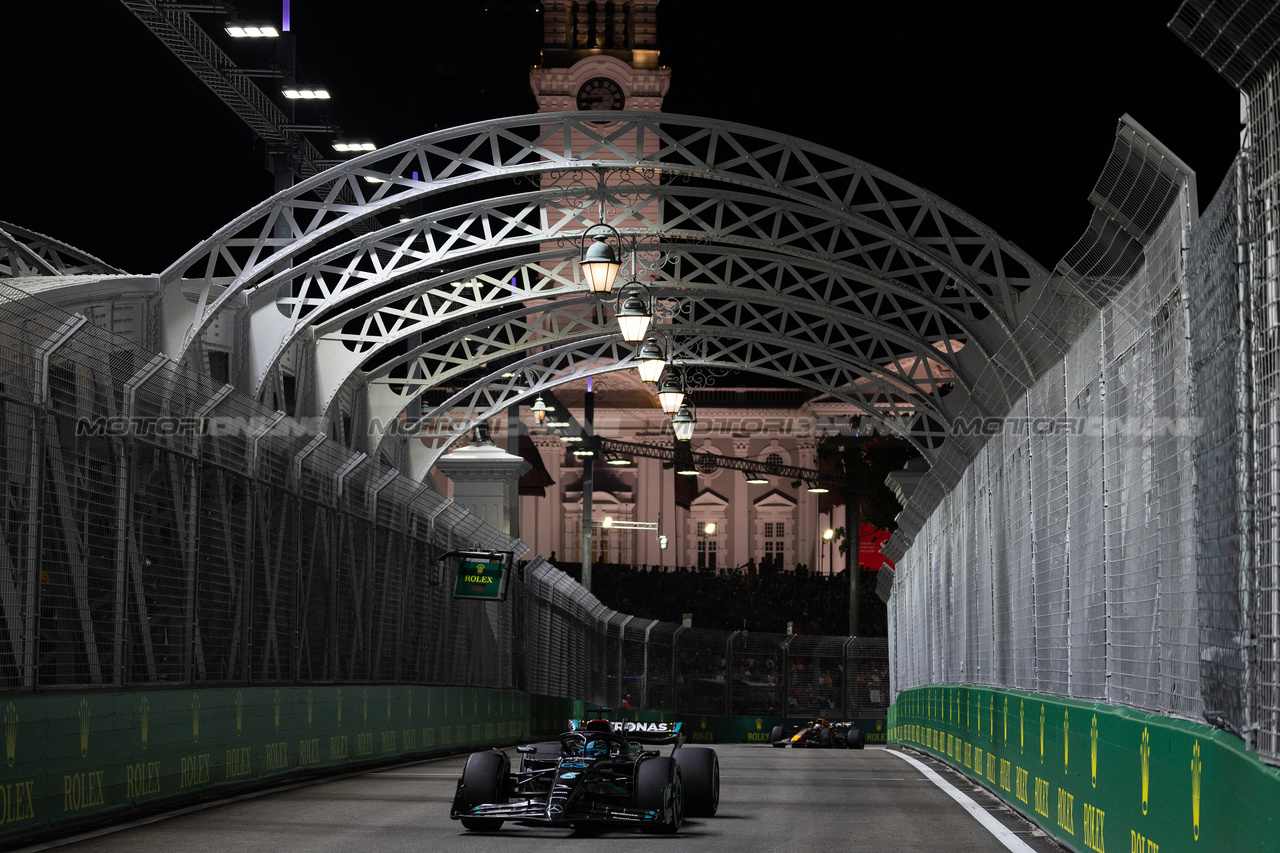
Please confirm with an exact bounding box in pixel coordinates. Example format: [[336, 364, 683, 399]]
[[313, 253, 976, 415], [390, 335, 948, 479], [157, 112, 1065, 474], [221, 181, 1024, 404], [0, 220, 124, 278]]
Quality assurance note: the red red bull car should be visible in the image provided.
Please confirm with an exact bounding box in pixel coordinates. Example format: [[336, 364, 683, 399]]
[[450, 718, 720, 833], [770, 718, 866, 749]]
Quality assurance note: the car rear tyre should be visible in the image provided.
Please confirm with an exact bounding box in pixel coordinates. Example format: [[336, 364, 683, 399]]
[[676, 747, 720, 817], [770, 724, 785, 747], [636, 756, 683, 833], [847, 727, 865, 749], [819, 727, 832, 748], [458, 751, 507, 831]]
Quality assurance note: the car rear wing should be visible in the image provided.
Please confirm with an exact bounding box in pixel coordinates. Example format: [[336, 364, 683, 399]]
[[569, 719, 686, 746]]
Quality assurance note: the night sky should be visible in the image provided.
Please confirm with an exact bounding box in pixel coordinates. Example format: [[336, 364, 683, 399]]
[[2, 2, 1240, 276]]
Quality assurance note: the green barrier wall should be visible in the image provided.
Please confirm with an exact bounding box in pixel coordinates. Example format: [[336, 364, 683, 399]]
[[0, 686, 529, 846], [889, 686, 1280, 853]]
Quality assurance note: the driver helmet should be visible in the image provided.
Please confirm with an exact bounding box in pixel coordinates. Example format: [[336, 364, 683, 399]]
[[583, 718, 613, 756], [814, 717, 827, 727]]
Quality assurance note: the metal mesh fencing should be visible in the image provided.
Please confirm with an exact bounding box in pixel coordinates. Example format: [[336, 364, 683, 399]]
[[516, 562, 891, 718], [888, 120, 1203, 727], [0, 282, 524, 692], [1248, 63, 1280, 761]]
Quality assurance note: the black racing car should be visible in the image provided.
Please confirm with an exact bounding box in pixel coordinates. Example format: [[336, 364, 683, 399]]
[[770, 718, 865, 749], [450, 718, 720, 833]]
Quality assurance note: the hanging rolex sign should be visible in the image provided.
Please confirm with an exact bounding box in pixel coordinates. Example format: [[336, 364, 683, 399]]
[[449, 551, 513, 600]]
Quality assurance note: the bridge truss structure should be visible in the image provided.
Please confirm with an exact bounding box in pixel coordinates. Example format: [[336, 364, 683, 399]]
[[131, 112, 1088, 542]]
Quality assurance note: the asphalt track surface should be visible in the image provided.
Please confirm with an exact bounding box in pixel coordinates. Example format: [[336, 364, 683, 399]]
[[24, 745, 1067, 853]]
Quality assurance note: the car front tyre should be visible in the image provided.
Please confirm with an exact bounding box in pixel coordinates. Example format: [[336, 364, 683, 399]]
[[457, 751, 507, 831], [676, 747, 720, 817], [636, 756, 683, 834]]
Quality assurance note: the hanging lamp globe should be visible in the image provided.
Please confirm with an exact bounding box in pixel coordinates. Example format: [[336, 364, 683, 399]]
[[671, 403, 696, 441], [530, 395, 550, 423], [615, 291, 653, 342], [636, 338, 666, 383], [656, 369, 685, 415], [580, 229, 622, 294]]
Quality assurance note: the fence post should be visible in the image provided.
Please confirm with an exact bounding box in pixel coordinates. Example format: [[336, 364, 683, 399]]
[[27, 315, 86, 688], [642, 619, 656, 710], [672, 624, 686, 713], [725, 631, 740, 717], [842, 637, 854, 720]]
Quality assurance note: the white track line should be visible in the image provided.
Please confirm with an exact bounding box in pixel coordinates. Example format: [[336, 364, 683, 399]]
[[890, 750, 1037, 853]]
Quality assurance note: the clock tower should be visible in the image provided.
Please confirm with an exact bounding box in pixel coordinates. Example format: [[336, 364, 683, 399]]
[[530, 1, 671, 115]]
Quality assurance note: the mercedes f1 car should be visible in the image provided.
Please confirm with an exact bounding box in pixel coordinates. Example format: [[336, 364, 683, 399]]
[[450, 719, 720, 833], [770, 718, 866, 749]]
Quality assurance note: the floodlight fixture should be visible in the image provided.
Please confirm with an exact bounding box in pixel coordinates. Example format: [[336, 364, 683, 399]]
[[332, 140, 377, 152], [823, 528, 836, 541], [226, 22, 280, 38], [744, 471, 769, 484], [283, 85, 331, 99], [807, 481, 830, 493]]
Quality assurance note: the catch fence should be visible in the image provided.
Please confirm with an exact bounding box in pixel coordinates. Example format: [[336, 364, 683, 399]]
[[518, 560, 889, 719], [0, 280, 522, 691], [0, 281, 888, 722], [887, 105, 1280, 767]]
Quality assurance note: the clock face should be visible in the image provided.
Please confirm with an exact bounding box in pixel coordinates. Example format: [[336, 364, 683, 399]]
[[576, 77, 625, 111]]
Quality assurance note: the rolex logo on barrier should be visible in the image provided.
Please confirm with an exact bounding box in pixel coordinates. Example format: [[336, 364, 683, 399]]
[[1140, 727, 1150, 815], [1187, 732, 1198, 840], [79, 698, 91, 757], [1063, 708, 1069, 772], [191, 692, 201, 743], [1039, 705, 1045, 763], [1020, 700, 1025, 753], [5, 701, 18, 767], [140, 696, 150, 750], [756, 718, 763, 731], [1090, 715, 1098, 788]]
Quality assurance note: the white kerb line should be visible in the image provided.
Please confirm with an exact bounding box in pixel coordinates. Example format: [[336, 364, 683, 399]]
[[890, 750, 1038, 853]]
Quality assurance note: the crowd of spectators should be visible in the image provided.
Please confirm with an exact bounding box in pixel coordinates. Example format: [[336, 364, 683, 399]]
[[547, 559, 888, 637]]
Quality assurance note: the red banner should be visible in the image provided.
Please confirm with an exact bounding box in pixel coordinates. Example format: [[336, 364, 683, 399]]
[[857, 523, 894, 570]]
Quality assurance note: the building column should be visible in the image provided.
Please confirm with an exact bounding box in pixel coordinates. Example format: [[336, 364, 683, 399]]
[[435, 427, 531, 540]]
